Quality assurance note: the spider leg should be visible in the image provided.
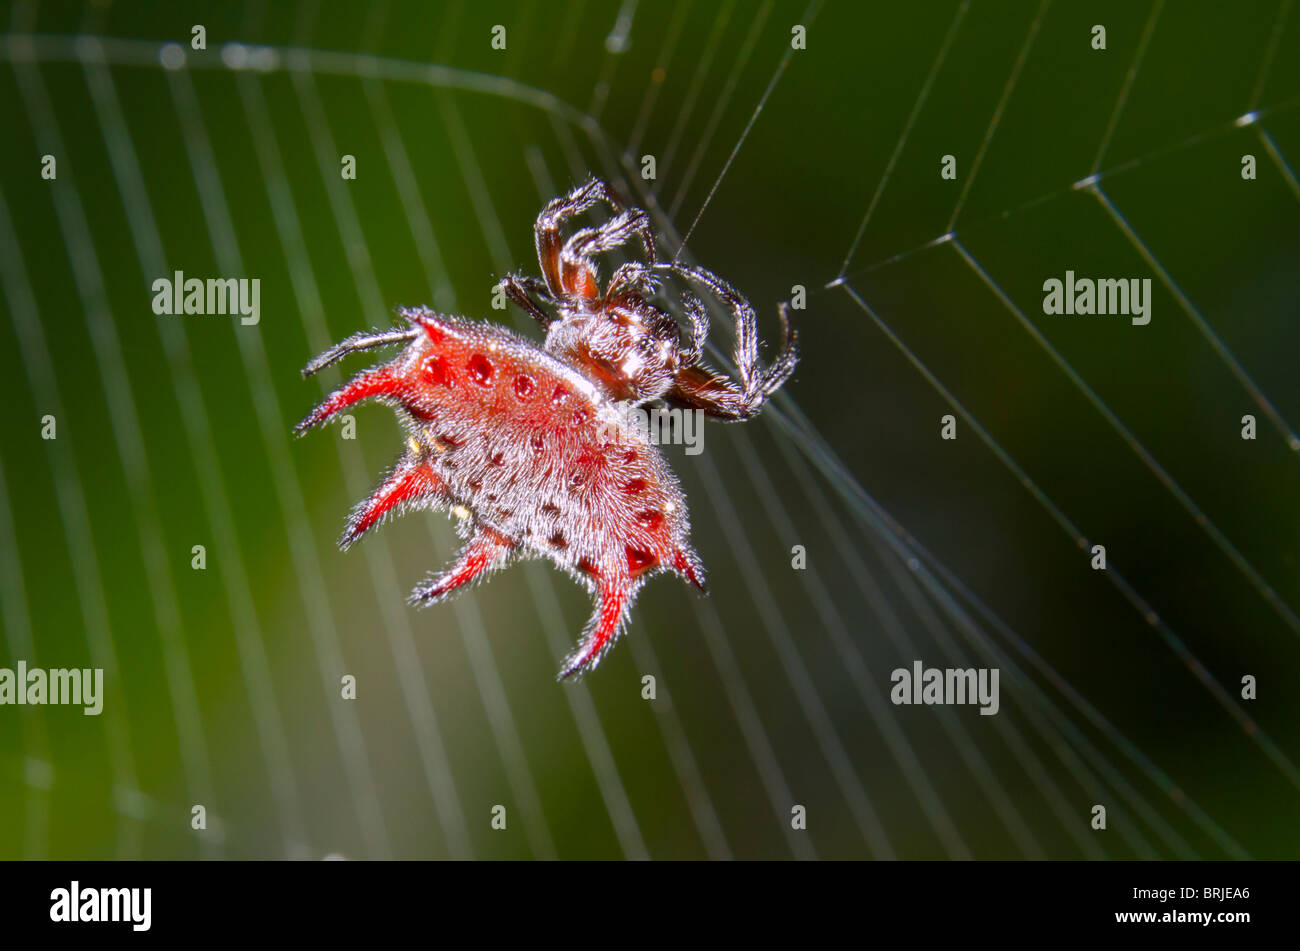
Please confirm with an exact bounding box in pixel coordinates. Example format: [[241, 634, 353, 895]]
[[660, 265, 799, 421], [606, 262, 662, 300], [676, 289, 709, 367], [558, 207, 658, 298], [749, 301, 799, 399], [500, 273, 555, 328], [342, 452, 445, 550], [670, 263, 758, 390], [608, 265, 707, 360], [663, 368, 751, 420], [300, 327, 419, 377], [535, 178, 656, 296], [558, 572, 637, 680], [409, 526, 515, 606], [604, 261, 705, 365]]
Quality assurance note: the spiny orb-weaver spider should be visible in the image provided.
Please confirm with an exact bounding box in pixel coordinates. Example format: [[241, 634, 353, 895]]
[[294, 178, 798, 679]]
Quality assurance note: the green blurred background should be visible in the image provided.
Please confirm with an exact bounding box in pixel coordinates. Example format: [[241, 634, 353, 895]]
[[1, 0, 1298, 859]]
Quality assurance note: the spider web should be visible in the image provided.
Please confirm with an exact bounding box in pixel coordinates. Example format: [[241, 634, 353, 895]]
[[1, 0, 1298, 860]]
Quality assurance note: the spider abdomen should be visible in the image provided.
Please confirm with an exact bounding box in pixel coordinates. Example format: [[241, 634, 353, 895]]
[[296, 307, 705, 678], [416, 339, 692, 583]]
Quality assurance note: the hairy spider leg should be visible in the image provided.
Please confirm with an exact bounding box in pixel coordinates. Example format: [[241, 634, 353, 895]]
[[534, 178, 656, 298], [605, 261, 663, 301], [559, 208, 658, 302], [499, 274, 556, 328], [653, 263, 799, 421], [669, 263, 759, 392], [300, 327, 419, 377], [601, 262, 705, 365], [342, 453, 445, 550], [293, 316, 456, 433], [769, 302, 800, 387], [676, 290, 709, 366], [409, 528, 515, 606], [504, 184, 661, 327]]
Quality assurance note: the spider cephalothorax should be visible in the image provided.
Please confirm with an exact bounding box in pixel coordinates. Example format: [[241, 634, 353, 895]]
[[295, 178, 797, 679], [501, 178, 798, 417]]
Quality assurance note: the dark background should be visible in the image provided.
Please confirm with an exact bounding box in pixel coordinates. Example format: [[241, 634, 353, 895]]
[[1, 0, 1298, 859]]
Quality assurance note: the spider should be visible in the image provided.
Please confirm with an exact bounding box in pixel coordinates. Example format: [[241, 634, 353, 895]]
[[294, 177, 798, 679]]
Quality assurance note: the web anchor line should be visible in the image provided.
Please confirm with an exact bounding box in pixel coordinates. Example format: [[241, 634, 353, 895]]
[[833, 90, 1300, 287], [672, 0, 824, 264]]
